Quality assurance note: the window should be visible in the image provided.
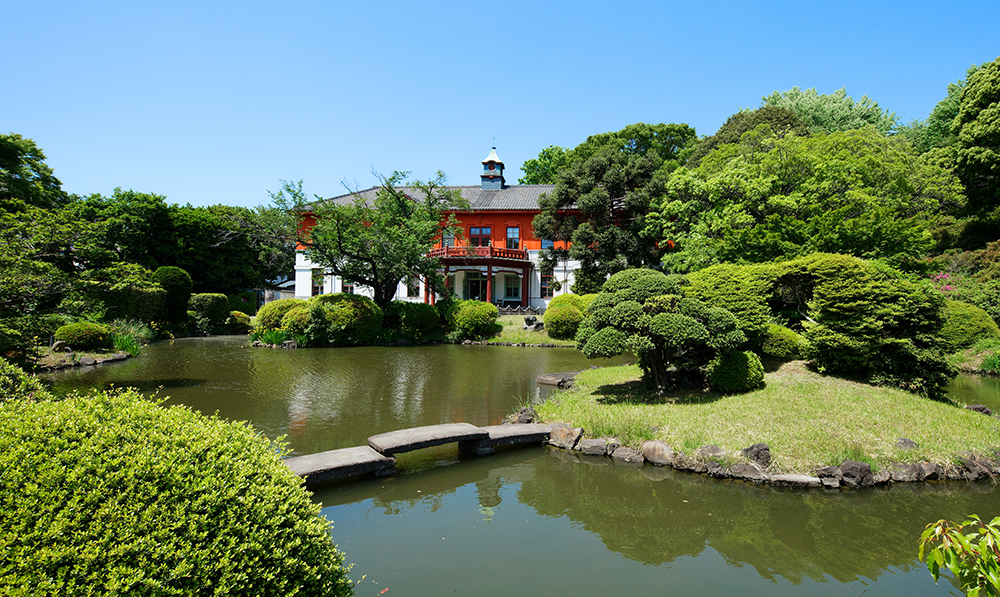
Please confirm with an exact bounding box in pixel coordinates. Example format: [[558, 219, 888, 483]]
[[541, 275, 554, 298], [505, 275, 520, 298], [311, 269, 324, 296], [406, 277, 420, 297], [506, 226, 519, 250], [443, 233, 455, 247], [342, 281, 354, 294], [541, 239, 554, 251], [470, 226, 491, 247]]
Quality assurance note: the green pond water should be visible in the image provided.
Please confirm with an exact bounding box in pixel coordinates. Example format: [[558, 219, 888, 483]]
[[41, 336, 998, 596]]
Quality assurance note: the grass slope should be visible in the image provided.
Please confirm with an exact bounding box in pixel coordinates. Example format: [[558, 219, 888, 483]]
[[536, 361, 1000, 474]]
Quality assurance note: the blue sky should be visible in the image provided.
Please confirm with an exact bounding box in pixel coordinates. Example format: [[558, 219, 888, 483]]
[[4, 1, 998, 208]]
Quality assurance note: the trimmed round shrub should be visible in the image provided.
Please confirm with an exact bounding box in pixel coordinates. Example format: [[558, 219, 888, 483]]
[[544, 304, 584, 339], [189, 293, 230, 334], [451, 300, 499, 340], [152, 266, 193, 324], [707, 350, 765, 393], [225, 311, 252, 335], [547, 293, 586, 312], [311, 293, 383, 346], [53, 322, 111, 351], [0, 356, 54, 405], [760, 324, 809, 359], [280, 305, 313, 336], [0, 389, 353, 596], [384, 301, 439, 341], [228, 291, 258, 316], [939, 300, 1000, 352], [255, 298, 307, 331]]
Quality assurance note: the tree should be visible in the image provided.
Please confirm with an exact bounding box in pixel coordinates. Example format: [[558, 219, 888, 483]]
[[531, 122, 698, 293], [952, 56, 1000, 217], [761, 87, 899, 135], [518, 145, 569, 184], [0, 133, 68, 210], [897, 65, 981, 155], [271, 171, 469, 309], [920, 515, 1000, 597], [686, 106, 809, 168]]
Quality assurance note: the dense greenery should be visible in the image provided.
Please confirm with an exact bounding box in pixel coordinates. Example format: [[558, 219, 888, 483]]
[[952, 56, 1000, 218], [920, 515, 1000, 597], [448, 300, 500, 341], [0, 356, 54, 404], [0, 389, 353, 596], [188, 293, 231, 334], [760, 86, 899, 135], [939, 300, 1000, 352], [53, 322, 111, 350]]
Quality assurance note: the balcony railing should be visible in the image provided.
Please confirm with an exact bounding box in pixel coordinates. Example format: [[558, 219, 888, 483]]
[[428, 246, 528, 261]]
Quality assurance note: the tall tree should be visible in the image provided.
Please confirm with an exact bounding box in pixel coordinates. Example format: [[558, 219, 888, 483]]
[[518, 145, 569, 184], [897, 65, 980, 155], [270, 171, 469, 309], [0, 133, 69, 210], [952, 56, 1000, 217], [761, 87, 899, 135], [686, 106, 809, 168], [531, 122, 697, 293]]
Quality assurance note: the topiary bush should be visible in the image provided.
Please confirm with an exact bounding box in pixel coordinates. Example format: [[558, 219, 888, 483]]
[[53, 322, 111, 351], [225, 311, 252, 335], [544, 304, 584, 339], [280, 305, 313, 336], [255, 298, 307, 331], [939, 300, 1000, 352], [228, 290, 258, 316], [383, 301, 439, 342], [707, 350, 765, 393], [0, 356, 54, 405], [451, 300, 500, 340], [760, 323, 809, 359], [189, 293, 231, 334], [152, 266, 193, 324], [547, 293, 586, 312], [310, 293, 383, 346], [0, 389, 353, 596]]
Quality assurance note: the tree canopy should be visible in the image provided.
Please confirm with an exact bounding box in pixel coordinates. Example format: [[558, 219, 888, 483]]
[[761, 87, 899, 135], [0, 133, 68, 210], [686, 106, 809, 168], [952, 55, 1000, 217], [272, 171, 469, 309]]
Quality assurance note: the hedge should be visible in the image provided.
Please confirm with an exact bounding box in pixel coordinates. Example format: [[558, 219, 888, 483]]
[[152, 266, 193, 324], [255, 298, 307, 331], [939, 300, 1000, 352], [451, 300, 499, 340], [707, 350, 765, 393], [0, 356, 54, 404], [53, 322, 111, 351], [760, 324, 809, 359], [189, 293, 231, 334], [310, 293, 383, 346], [544, 304, 584, 340], [0, 389, 353, 596]]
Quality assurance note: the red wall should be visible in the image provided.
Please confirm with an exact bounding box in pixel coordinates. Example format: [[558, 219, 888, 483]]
[[438, 210, 569, 250]]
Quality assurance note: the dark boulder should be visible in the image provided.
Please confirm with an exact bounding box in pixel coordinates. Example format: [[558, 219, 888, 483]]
[[839, 459, 874, 489], [742, 443, 771, 467]]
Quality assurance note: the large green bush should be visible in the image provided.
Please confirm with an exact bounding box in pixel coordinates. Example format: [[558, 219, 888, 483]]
[[707, 350, 765, 393], [544, 304, 584, 339], [228, 290, 258, 316], [152, 266, 193, 324], [280, 305, 313, 336], [255, 298, 307, 331], [310, 293, 383, 346], [383, 301, 439, 342], [760, 324, 809, 359], [225, 311, 252, 335], [189, 293, 231, 334], [686, 262, 775, 346], [80, 263, 167, 323], [547, 293, 586, 312], [0, 389, 353, 596], [53, 322, 111, 350], [451, 300, 499, 340], [939, 300, 1000, 352], [0, 356, 54, 404]]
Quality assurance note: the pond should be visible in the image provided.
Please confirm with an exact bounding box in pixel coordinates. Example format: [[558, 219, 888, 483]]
[[41, 337, 996, 596]]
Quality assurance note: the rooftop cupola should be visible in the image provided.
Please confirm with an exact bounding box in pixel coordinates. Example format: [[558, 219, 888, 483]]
[[481, 147, 505, 190]]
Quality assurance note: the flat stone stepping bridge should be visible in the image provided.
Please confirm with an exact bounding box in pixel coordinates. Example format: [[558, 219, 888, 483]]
[[285, 422, 552, 487]]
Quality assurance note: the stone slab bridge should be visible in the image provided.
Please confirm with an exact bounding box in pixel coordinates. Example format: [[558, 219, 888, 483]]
[[284, 423, 551, 487]]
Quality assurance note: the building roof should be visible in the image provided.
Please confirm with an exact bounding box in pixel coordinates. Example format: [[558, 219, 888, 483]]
[[482, 147, 502, 164], [321, 184, 555, 212]]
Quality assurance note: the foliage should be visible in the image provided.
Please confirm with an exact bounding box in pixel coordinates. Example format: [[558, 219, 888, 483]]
[[897, 64, 979, 154], [110, 332, 142, 357], [760, 86, 899, 135], [686, 262, 773, 344], [271, 172, 469, 309], [0, 389, 353, 596], [706, 350, 765, 393], [250, 327, 293, 346], [544, 304, 584, 340], [518, 145, 569, 184], [952, 56, 1000, 217], [53, 322, 111, 350], [383, 301, 439, 342], [78, 262, 166, 323], [920, 515, 1000, 597], [450, 300, 500, 340], [226, 311, 252, 335], [532, 122, 698, 292], [547, 293, 587, 312], [106, 319, 156, 344], [939, 300, 1000, 352], [0, 356, 54, 404], [255, 298, 307, 331], [188, 293, 231, 334], [576, 268, 746, 393], [228, 290, 258, 315], [310, 293, 384, 346], [651, 127, 965, 271], [0, 133, 68, 210], [687, 106, 809, 167], [152, 266, 193, 324], [760, 324, 809, 359], [279, 306, 312, 336]]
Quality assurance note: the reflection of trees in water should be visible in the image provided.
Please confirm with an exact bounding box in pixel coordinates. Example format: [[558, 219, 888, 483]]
[[517, 450, 998, 585]]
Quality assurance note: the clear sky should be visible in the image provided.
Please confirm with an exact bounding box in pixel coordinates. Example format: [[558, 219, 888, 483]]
[[4, 1, 998, 208]]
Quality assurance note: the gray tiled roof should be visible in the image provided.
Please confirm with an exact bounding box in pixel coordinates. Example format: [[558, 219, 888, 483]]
[[322, 184, 555, 211]]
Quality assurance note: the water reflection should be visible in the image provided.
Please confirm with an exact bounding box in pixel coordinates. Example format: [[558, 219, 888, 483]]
[[947, 373, 1000, 412], [319, 447, 987, 596]]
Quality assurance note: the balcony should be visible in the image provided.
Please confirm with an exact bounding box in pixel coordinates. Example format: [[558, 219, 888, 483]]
[[427, 246, 528, 261]]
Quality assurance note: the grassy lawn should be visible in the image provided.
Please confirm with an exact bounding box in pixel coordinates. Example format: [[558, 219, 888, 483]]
[[535, 360, 1000, 474], [488, 315, 576, 346]]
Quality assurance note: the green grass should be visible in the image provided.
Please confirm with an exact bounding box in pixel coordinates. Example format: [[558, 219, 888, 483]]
[[487, 315, 576, 346], [535, 361, 1000, 474]]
